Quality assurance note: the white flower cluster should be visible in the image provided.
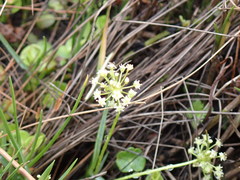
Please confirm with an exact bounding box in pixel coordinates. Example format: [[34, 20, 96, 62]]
[[188, 134, 227, 179], [91, 62, 141, 111]]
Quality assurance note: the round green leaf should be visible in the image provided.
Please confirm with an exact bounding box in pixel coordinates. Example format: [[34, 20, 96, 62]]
[[37, 13, 56, 29], [116, 147, 146, 173]]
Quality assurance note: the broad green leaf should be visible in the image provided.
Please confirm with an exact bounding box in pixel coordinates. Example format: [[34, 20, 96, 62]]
[[116, 147, 146, 173], [20, 40, 55, 72], [56, 38, 73, 59]]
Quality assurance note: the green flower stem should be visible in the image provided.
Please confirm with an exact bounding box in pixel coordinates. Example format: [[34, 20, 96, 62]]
[[94, 112, 121, 174], [115, 159, 198, 180]]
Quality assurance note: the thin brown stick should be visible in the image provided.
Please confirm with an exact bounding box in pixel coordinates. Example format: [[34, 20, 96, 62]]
[[0, 148, 35, 180]]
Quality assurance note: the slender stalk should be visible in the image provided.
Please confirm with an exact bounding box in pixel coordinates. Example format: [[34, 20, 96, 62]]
[[87, 109, 109, 176], [95, 112, 121, 174], [0, 34, 27, 70], [115, 159, 198, 180], [27, 110, 43, 161], [9, 77, 22, 148]]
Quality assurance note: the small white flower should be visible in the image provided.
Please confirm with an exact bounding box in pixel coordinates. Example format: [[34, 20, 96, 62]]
[[91, 77, 98, 85], [98, 69, 109, 77], [115, 105, 124, 112], [209, 150, 217, 158], [215, 139, 222, 147], [188, 147, 195, 154], [126, 64, 133, 71], [112, 89, 123, 100], [219, 152, 227, 161], [214, 165, 224, 179], [202, 134, 213, 144], [133, 80, 141, 89], [122, 96, 131, 106], [128, 89, 137, 98], [108, 100, 116, 107], [94, 89, 101, 99], [98, 97, 106, 107], [120, 64, 126, 72], [115, 72, 119, 77], [124, 77, 129, 84], [201, 162, 213, 174], [203, 174, 211, 180], [107, 62, 117, 69], [194, 137, 203, 145], [110, 80, 115, 85]]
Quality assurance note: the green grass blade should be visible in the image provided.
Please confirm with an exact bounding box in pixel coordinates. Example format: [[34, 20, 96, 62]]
[[215, 7, 234, 50], [6, 162, 24, 180], [27, 110, 43, 161], [58, 159, 78, 180], [0, 34, 27, 70], [9, 77, 21, 147], [94, 112, 120, 174], [38, 160, 55, 180], [29, 76, 88, 167], [0, 147, 21, 179], [86, 109, 109, 176], [0, 109, 25, 165]]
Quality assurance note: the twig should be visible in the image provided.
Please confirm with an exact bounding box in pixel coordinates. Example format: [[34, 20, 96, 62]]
[[0, 148, 35, 180]]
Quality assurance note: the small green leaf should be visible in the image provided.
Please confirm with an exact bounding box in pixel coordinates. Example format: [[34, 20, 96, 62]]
[[7, 0, 22, 13], [42, 81, 67, 108], [146, 172, 164, 180], [36, 13, 56, 29], [116, 147, 146, 173], [79, 22, 91, 46], [96, 15, 107, 32], [187, 100, 206, 129], [49, 0, 65, 10], [179, 15, 190, 27], [187, 100, 205, 119]]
